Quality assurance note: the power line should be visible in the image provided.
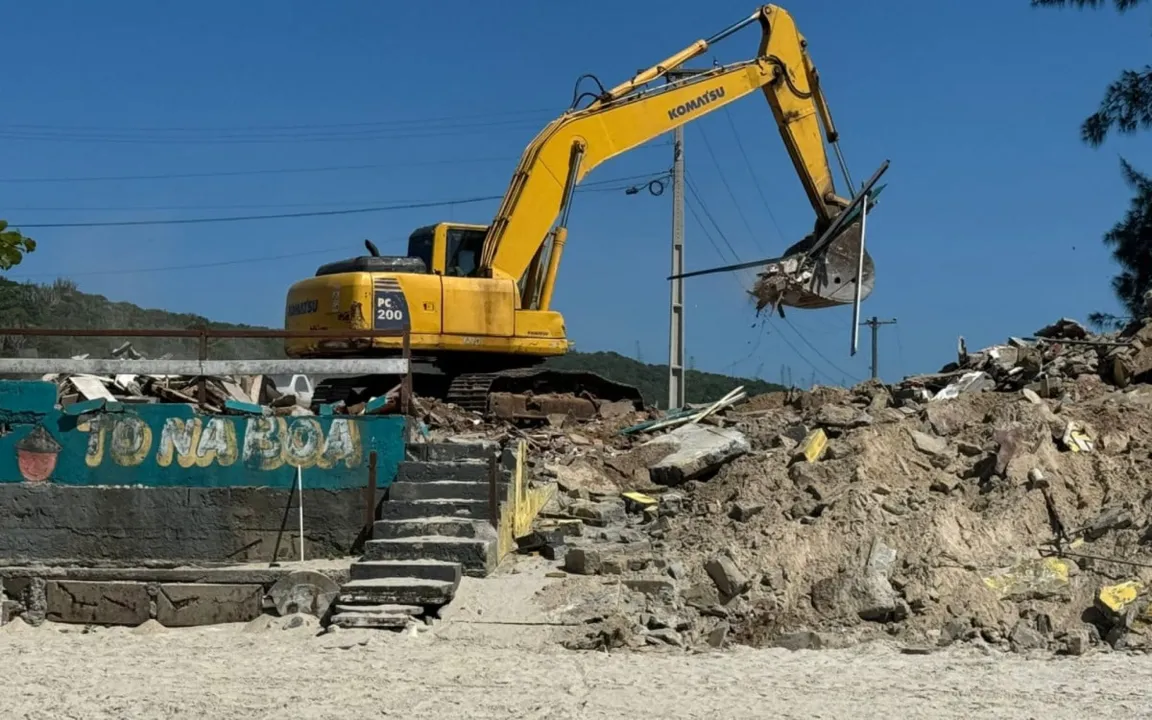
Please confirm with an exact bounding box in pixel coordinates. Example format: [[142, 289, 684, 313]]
[[0, 107, 560, 134], [0, 120, 549, 145], [4, 171, 665, 213], [693, 124, 765, 253], [12, 196, 505, 229], [9, 171, 669, 228], [0, 157, 512, 184], [683, 172, 744, 264], [766, 318, 842, 386], [721, 106, 786, 243], [7, 247, 347, 280], [5, 172, 674, 279], [684, 196, 741, 269], [0, 145, 666, 185], [781, 315, 863, 383]]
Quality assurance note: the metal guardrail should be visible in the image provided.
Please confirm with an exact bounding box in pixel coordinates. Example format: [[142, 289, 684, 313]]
[[0, 326, 415, 415]]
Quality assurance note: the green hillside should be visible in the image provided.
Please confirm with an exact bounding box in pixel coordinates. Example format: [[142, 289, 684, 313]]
[[0, 277, 783, 407]]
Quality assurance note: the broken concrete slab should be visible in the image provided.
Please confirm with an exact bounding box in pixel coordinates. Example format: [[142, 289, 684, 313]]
[[564, 542, 653, 575], [705, 554, 750, 601], [814, 404, 871, 429], [45, 580, 150, 625], [156, 583, 263, 627], [622, 577, 677, 601], [568, 497, 627, 526], [852, 539, 902, 623], [909, 430, 949, 457], [647, 425, 749, 486]]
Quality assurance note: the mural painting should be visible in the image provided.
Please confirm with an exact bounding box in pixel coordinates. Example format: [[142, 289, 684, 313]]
[[0, 381, 405, 489]]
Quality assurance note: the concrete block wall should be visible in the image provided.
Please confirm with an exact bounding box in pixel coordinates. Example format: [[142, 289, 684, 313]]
[[0, 380, 407, 565]]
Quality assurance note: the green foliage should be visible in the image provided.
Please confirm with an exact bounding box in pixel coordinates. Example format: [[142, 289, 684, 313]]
[[0, 277, 782, 407], [0, 277, 282, 360], [1091, 159, 1152, 320], [1034, 0, 1152, 146], [0, 221, 35, 270], [544, 350, 784, 409]]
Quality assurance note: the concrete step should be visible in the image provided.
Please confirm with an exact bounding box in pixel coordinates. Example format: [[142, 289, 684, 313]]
[[373, 516, 485, 539], [362, 536, 497, 575], [397, 460, 509, 484], [334, 603, 423, 616], [378, 498, 489, 521], [389, 480, 504, 502], [329, 612, 416, 630], [338, 577, 456, 606], [329, 602, 423, 630], [407, 441, 500, 463], [349, 559, 462, 585]]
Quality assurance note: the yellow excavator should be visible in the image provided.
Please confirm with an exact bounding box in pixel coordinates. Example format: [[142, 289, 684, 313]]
[[284, 4, 885, 417]]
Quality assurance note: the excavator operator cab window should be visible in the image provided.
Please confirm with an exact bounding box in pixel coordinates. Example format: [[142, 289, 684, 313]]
[[444, 228, 486, 277], [406, 231, 434, 272]]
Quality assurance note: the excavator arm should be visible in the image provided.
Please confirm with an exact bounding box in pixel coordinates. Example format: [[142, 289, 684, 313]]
[[478, 4, 870, 312]]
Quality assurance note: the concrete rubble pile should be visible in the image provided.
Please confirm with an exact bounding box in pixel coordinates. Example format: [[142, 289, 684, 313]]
[[444, 315, 1152, 656]]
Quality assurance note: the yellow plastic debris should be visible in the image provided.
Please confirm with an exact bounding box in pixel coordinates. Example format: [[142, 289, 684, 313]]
[[1096, 581, 1143, 617], [621, 491, 657, 507], [982, 557, 1072, 599], [1062, 421, 1094, 453], [797, 428, 828, 464]]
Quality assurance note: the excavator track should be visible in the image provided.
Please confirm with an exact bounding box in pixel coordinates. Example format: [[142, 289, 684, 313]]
[[446, 367, 645, 422], [446, 373, 498, 414]]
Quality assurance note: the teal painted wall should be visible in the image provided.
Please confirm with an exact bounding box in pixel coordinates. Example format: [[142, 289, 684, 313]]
[[0, 381, 405, 490]]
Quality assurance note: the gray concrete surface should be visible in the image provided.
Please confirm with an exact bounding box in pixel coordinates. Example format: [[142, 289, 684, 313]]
[[0, 484, 369, 564]]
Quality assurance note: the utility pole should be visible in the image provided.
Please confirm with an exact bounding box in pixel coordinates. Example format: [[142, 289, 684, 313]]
[[665, 68, 707, 412], [859, 316, 897, 380], [666, 102, 687, 411], [666, 124, 686, 410]]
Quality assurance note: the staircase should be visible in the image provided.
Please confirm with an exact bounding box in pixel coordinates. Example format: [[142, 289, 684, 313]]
[[329, 440, 510, 629]]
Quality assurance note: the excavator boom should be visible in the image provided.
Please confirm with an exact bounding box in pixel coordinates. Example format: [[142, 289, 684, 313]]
[[478, 4, 875, 313]]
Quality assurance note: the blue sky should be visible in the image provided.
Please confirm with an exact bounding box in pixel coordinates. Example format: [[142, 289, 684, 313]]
[[2, 0, 1148, 386]]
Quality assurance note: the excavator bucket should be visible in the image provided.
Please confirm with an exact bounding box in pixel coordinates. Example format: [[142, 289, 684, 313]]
[[751, 217, 874, 311], [751, 182, 885, 312]]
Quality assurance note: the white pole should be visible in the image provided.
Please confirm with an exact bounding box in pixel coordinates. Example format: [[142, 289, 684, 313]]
[[296, 465, 305, 562]]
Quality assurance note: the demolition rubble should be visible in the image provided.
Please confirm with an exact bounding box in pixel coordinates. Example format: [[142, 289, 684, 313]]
[[34, 343, 401, 416], [426, 316, 1152, 656]]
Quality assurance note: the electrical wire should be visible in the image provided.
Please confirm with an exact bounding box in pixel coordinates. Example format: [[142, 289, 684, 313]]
[[0, 157, 511, 184], [5, 171, 666, 213], [12, 197, 505, 229], [8, 247, 348, 280], [781, 315, 863, 383], [766, 318, 843, 385], [693, 124, 765, 254], [6, 170, 675, 279], [720, 106, 786, 243], [9, 171, 670, 228], [0, 107, 560, 134], [0, 120, 550, 145], [0, 145, 667, 185], [684, 196, 743, 270], [683, 172, 744, 264]]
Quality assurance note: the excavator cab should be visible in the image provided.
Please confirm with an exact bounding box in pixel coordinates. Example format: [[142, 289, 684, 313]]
[[403, 223, 488, 278]]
